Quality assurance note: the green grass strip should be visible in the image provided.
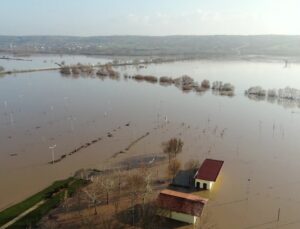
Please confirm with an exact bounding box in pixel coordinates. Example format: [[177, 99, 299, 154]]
[[0, 177, 73, 226], [4, 178, 88, 228]]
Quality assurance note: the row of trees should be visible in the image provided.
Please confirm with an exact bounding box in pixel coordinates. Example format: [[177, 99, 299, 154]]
[[72, 166, 160, 229]]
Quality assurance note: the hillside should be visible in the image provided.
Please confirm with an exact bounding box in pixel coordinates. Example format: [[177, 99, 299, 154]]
[[0, 35, 300, 57]]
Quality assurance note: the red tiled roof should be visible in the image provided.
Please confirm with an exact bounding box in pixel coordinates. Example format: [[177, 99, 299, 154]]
[[195, 159, 224, 182], [156, 189, 207, 216]]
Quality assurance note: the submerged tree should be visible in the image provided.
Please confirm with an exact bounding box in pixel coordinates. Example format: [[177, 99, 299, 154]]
[[60, 66, 71, 75], [162, 138, 184, 163]]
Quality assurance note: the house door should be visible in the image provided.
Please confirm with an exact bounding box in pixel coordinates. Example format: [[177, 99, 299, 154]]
[[203, 183, 207, 190], [196, 182, 200, 189]]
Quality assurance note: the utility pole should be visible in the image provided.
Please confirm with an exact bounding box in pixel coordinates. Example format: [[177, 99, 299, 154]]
[[49, 144, 57, 164]]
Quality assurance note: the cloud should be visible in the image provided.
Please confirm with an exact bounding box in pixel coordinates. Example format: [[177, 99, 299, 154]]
[[103, 4, 300, 36]]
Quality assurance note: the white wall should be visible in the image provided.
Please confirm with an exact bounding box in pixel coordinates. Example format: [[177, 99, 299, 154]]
[[195, 179, 214, 190], [157, 209, 198, 224], [171, 211, 197, 224]]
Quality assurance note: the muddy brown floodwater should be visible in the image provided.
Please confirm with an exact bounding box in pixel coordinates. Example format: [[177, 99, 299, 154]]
[[1, 59, 300, 228]]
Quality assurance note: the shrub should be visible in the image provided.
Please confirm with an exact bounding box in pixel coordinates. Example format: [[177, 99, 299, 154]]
[[144, 76, 158, 83], [201, 79, 210, 89], [159, 76, 173, 84], [60, 66, 71, 75], [71, 66, 80, 75], [133, 75, 145, 81]]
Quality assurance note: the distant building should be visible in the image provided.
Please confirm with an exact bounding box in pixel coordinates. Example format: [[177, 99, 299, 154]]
[[156, 189, 208, 224], [194, 159, 224, 190]]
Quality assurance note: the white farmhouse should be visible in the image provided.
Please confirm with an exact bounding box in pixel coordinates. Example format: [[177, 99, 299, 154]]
[[194, 159, 224, 190]]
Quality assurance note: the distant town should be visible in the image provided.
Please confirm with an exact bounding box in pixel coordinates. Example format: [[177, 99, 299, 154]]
[[1, 35, 300, 59]]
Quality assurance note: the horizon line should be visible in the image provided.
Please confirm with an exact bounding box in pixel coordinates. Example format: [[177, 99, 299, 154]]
[[1, 34, 300, 37]]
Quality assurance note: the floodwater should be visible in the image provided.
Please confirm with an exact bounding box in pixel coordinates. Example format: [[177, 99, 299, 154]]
[[1, 57, 300, 228], [0, 54, 113, 71]]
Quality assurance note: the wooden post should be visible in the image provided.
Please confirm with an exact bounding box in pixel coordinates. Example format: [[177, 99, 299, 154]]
[[277, 208, 281, 222]]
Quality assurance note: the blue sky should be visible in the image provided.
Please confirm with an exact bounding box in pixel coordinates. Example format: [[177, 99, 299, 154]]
[[1, 0, 300, 36]]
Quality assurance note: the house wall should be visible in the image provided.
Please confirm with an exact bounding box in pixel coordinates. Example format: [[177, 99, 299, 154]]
[[171, 211, 197, 224], [157, 209, 198, 224], [195, 179, 214, 190]]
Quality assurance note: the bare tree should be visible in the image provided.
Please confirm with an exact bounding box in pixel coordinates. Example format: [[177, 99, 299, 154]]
[[98, 174, 116, 205], [80, 172, 117, 216], [184, 159, 200, 171], [112, 170, 122, 215], [74, 189, 85, 217], [162, 138, 184, 163], [127, 173, 143, 226], [167, 159, 181, 182], [138, 201, 162, 229], [125, 167, 153, 226], [82, 187, 100, 215]]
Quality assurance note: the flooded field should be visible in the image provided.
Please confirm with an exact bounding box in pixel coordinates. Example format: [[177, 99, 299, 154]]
[[1, 58, 300, 228], [0, 54, 113, 71]]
